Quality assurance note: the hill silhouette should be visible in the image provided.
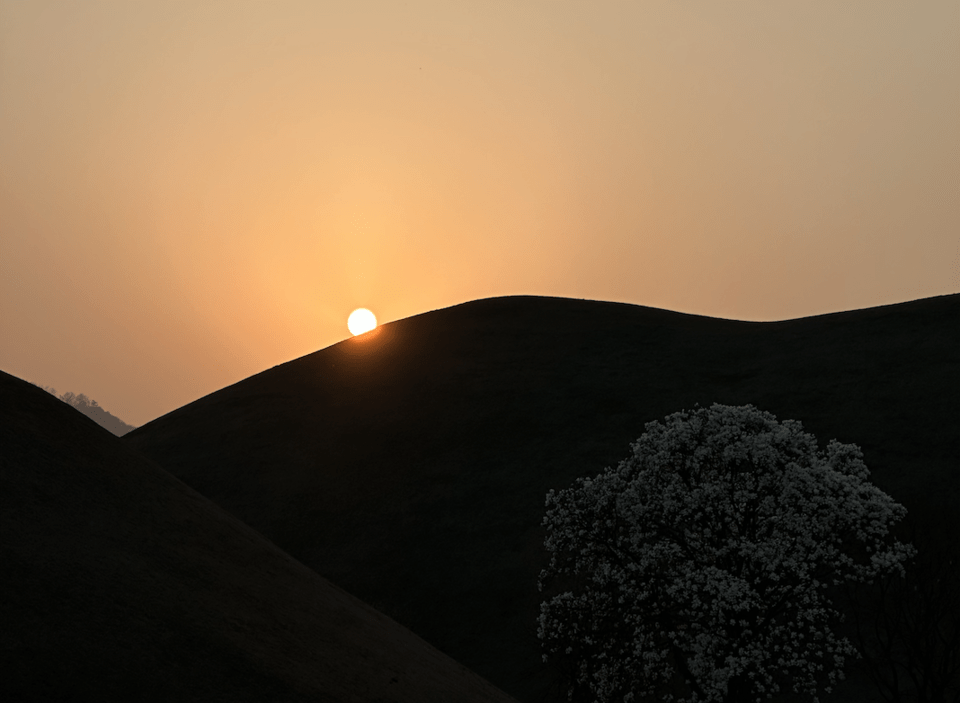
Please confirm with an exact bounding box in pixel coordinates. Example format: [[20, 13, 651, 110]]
[[125, 294, 960, 702], [0, 371, 519, 703], [57, 390, 137, 435]]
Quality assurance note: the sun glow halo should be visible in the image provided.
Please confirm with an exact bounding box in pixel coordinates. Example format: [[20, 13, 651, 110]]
[[347, 308, 377, 336]]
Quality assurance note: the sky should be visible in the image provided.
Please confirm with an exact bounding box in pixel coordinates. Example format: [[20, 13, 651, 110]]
[[2, 1, 958, 427]]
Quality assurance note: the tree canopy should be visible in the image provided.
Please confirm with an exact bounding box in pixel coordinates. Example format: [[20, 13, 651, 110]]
[[538, 403, 914, 703]]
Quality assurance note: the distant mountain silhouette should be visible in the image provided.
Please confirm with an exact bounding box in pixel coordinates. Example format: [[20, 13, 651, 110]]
[[125, 293, 960, 703], [0, 371, 519, 703], [33, 385, 136, 436]]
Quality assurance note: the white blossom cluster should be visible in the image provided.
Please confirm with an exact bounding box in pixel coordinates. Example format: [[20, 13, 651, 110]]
[[538, 403, 914, 703]]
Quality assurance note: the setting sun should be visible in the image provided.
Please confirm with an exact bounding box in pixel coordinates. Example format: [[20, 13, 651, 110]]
[[347, 308, 377, 336]]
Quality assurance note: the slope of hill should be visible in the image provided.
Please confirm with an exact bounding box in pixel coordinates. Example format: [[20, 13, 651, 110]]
[[0, 371, 519, 703], [29, 385, 136, 435], [125, 293, 960, 703], [57, 390, 137, 436]]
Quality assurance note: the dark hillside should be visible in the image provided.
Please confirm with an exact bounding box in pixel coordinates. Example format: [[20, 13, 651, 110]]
[[0, 371, 519, 703], [56, 390, 137, 436], [126, 293, 960, 702]]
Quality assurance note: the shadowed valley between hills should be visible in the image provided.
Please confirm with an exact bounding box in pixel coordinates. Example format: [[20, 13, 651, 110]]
[[123, 293, 960, 702], [0, 371, 519, 703]]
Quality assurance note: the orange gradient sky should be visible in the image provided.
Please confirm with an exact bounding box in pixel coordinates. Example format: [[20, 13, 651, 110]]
[[2, 1, 959, 427]]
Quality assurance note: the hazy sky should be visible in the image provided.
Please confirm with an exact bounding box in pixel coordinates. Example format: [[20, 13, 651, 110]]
[[2, 1, 958, 426]]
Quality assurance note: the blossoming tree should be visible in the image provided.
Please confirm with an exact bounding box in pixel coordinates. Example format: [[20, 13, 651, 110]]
[[538, 403, 914, 703]]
